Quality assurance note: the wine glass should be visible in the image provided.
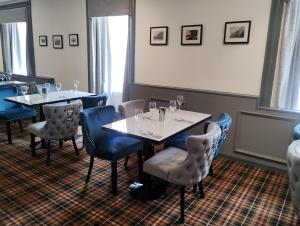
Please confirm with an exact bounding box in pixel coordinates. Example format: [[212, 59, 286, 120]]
[[169, 100, 177, 112], [20, 85, 28, 96], [7, 73, 12, 81], [177, 95, 184, 111], [135, 109, 143, 120], [149, 101, 156, 120], [45, 83, 51, 93], [56, 83, 62, 97], [74, 80, 79, 92]]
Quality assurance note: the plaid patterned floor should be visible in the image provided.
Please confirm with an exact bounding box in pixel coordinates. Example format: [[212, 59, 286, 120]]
[[0, 121, 299, 225]]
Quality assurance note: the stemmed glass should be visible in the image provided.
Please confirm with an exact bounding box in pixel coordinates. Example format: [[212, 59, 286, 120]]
[[135, 109, 143, 120], [177, 95, 184, 111], [45, 83, 51, 93], [20, 86, 28, 99], [169, 100, 177, 112], [7, 73, 12, 81], [56, 83, 62, 97], [149, 101, 157, 120], [74, 80, 79, 92]]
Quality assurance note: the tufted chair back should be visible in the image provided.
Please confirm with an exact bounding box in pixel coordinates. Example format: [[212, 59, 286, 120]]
[[168, 123, 221, 186], [41, 101, 81, 140], [81, 94, 108, 110], [204, 113, 232, 158], [118, 99, 145, 119], [0, 86, 17, 111], [81, 105, 116, 155]]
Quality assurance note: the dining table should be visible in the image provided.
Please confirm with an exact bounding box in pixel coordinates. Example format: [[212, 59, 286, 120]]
[[102, 109, 212, 199]]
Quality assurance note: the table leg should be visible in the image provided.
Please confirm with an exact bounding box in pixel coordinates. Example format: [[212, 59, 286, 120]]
[[128, 141, 166, 200]]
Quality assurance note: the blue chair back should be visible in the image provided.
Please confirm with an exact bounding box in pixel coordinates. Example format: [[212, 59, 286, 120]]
[[293, 124, 300, 140], [0, 87, 17, 111], [204, 113, 232, 157], [81, 94, 108, 110], [80, 105, 116, 155]]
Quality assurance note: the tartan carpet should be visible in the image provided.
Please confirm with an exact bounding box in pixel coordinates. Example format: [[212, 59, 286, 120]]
[[0, 121, 299, 225]]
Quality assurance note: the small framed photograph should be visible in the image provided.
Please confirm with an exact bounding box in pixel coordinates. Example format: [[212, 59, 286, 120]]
[[181, 24, 203, 45], [150, 26, 168, 45], [224, 20, 251, 44], [52, 35, 63, 49], [39, 35, 48, 47], [69, 34, 79, 46]]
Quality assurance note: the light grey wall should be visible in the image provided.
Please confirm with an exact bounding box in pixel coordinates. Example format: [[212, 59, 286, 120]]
[[129, 83, 300, 172]]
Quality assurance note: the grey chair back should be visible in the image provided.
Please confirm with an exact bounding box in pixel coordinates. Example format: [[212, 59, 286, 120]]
[[118, 99, 145, 118], [42, 101, 81, 140], [168, 123, 221, 186]]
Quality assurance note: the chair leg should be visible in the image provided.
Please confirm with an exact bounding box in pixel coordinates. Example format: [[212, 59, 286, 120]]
[[124, 155, 129, 170], [59, 140, 63, 148], [71, 136, 79, 155], [111, 161, 118, 195], [31, 134, 36, 156], [6, 121, 12, 144], [178, 186, 185, 224], [46, 140, 51, 166], [197, 181, 205, 199], [192, 184, 197, 193], [137, 150, 143, 182], [86, 156, 94, 184], [18, 120, 23, 132], [209, 163, 213, 176]]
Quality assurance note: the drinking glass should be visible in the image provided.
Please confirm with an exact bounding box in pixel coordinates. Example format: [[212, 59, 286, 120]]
[[74, 80, 79, 92], [20, 85, 28, 96], [149, 101, 157, 120], [177, 95, 184, 110], [169, 100, 177, 112], [7, 73, 12, 81], [56, 83, 62, 97], [135, 109, 143, 120], [45, 83, 51, 92]]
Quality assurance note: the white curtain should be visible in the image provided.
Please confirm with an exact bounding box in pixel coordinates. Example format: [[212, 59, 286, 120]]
[[90, 16, 128, 108], [1, 22, 27, 75], [273, 0, 300, 110]]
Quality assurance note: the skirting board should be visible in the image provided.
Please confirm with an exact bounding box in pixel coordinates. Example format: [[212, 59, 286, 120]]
[[234, 111, 296, 164]]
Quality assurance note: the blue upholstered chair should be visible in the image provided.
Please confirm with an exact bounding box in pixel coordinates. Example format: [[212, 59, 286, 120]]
[[165, 113, 232, 176], [293, 124, 300, 140], [0, 86, 36, 143], [81, 94, 108, 109], [81, 105, 143, 195]]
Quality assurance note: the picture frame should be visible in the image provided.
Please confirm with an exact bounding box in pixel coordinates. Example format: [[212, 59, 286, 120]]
[[150, 26, 168, 46], [69, 34, 79, 47], [39, 35, 48, 47], [52, 35, 63, 49], [224, 20, 251, 44], [181, 24, 203, 45]]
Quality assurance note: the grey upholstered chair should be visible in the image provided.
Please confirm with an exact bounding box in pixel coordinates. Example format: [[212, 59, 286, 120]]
[[118, 99, 145, 169], [143, 123, 221, 224], [28, 101, 81, 165], [287, 140, 300, 218]]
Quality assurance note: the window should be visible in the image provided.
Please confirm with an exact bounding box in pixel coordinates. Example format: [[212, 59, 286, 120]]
[[0, 22, 27, 75], [89, 15, 129, 108], [259, 0, 300, 112]]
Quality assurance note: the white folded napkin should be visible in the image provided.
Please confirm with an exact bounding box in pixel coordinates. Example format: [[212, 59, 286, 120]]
[[139, 130, 162, 139], [173, 117, 194, 124]]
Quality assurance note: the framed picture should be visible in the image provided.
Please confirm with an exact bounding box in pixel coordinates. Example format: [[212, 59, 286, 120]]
[[52, 35, 63, 49], [150, 26, 168, 45], [69, 34, 79, 46], [181, 24, 203, 45], [39, 35, 48, 47], [224, 20, 251, 44]]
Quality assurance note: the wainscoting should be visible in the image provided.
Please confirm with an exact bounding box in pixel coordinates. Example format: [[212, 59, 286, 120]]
[[128, 83, 300, 172]]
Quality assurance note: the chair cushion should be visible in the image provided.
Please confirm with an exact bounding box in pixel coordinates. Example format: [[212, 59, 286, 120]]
[[0, 107, 36, 121], [27, 121, 46, 137], [94, 132, 143, 161], [143, 147, 187, 182]]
